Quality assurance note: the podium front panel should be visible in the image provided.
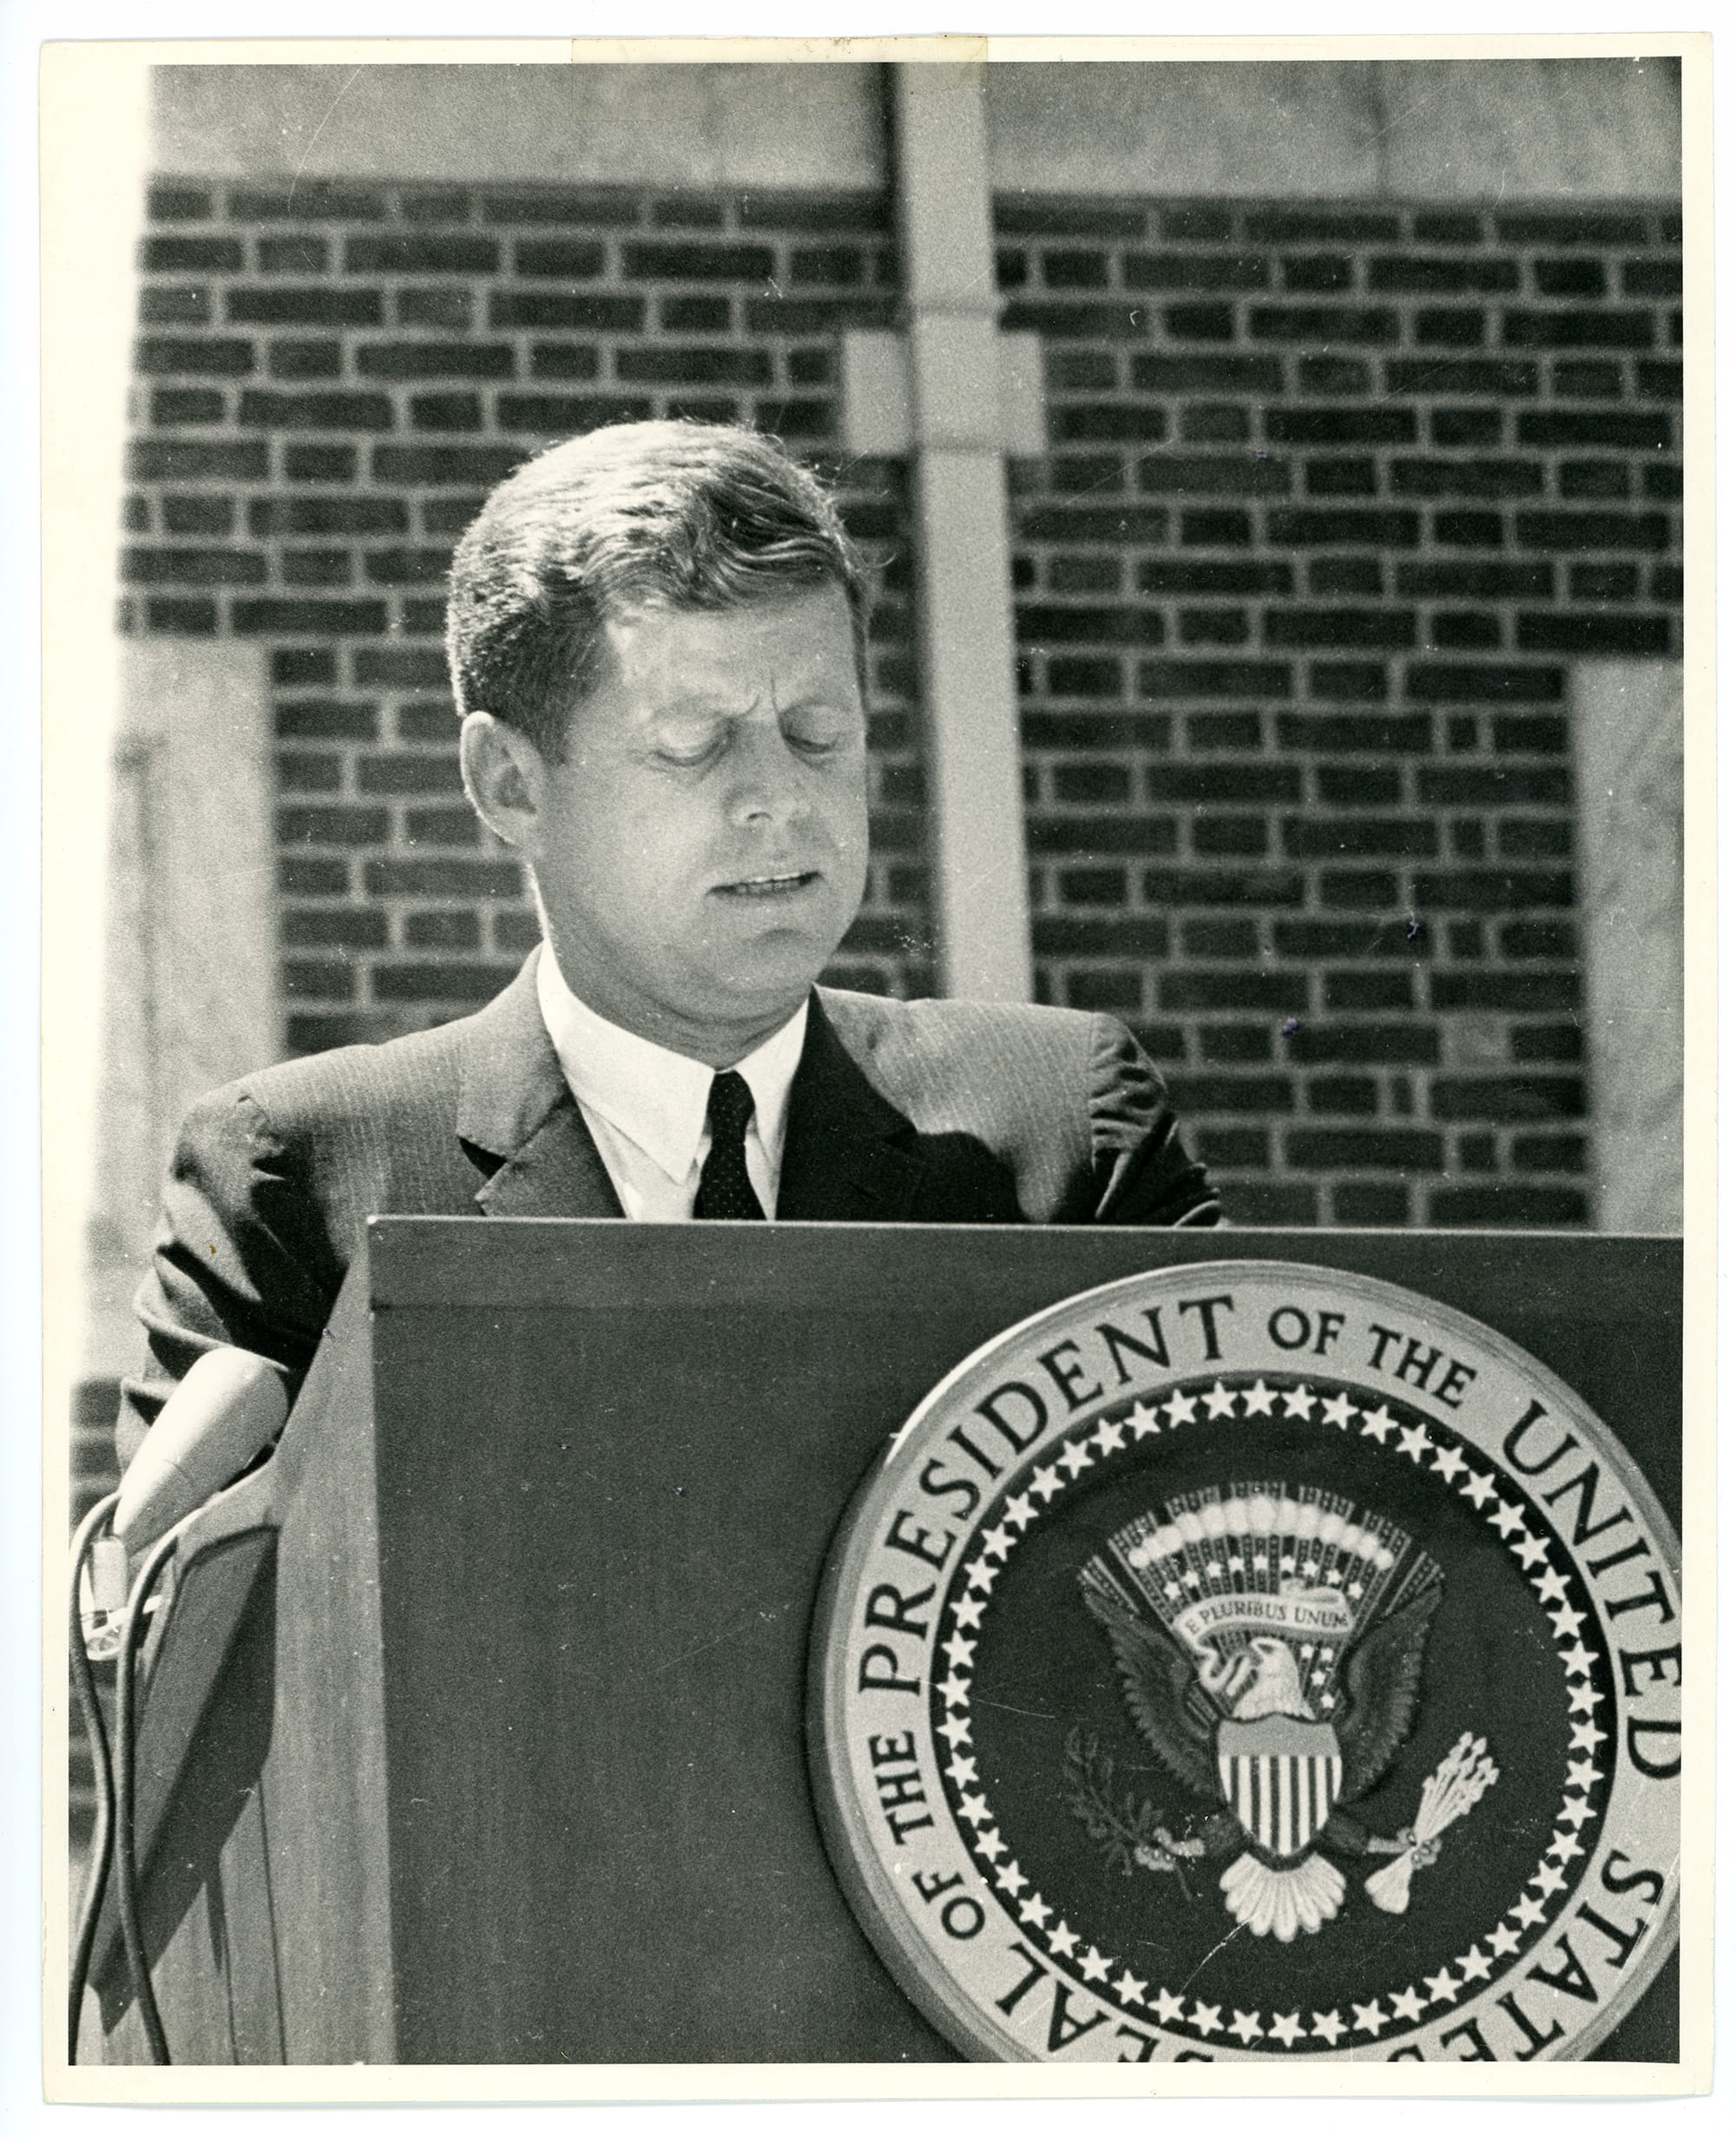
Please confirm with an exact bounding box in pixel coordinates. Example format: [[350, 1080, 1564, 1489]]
[[95, 1223, 1679, 2064]]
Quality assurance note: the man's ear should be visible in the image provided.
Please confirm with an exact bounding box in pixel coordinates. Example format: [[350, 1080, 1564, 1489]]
[[460, 712, 549, 856]]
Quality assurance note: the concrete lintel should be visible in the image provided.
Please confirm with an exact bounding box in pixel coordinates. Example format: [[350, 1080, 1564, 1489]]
[[151, 62, 889, 189], [150, 58, 1681, 203]]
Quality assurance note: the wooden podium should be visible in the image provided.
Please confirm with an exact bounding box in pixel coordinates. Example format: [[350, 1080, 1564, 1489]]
[[82, 1220, 1681, 2065]]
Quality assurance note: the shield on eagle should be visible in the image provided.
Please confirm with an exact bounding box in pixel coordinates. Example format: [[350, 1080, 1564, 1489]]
[[1217, 1716, 1344, 1858]]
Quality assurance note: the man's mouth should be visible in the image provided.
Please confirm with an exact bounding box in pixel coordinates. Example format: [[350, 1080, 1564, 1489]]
[[713, 870, 822, 899]]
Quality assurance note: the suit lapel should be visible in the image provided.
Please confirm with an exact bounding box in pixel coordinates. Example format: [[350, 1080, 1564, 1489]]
[[776, 995, 927, 1221], [452, 960, 927, 1223], [454, 956, 625, 1219]]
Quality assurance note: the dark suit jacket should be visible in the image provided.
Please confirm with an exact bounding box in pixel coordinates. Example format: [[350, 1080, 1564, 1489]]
[[118, 957, 1218, 1460]]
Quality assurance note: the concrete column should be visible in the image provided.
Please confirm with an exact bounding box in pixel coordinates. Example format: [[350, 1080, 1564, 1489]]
[[1574, 661, 1684, 1233], [890, 65, 1034, 1003], [82, 640, 282, 1378]]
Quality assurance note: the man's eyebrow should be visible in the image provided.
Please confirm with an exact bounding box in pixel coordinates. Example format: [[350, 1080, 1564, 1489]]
[[638, 695, 746, 726], [647, 687, 855, 720]]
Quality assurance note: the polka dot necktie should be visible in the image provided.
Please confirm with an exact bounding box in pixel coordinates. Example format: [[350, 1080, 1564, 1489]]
[[693, 1068, 766, 1221]]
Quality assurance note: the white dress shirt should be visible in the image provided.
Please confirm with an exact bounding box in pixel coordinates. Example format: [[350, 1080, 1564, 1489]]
[[535, 944, 809, 1220]]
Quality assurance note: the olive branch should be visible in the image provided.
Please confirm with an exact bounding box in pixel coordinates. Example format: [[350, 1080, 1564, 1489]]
[[1062, 1726, 1203, 1896]]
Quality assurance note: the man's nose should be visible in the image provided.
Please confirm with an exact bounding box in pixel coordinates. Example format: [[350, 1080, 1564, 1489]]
[[727, 722, 809, 826]]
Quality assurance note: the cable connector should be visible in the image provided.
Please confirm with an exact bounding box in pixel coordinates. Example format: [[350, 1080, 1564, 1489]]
[[78, 1535, 130, 1662]]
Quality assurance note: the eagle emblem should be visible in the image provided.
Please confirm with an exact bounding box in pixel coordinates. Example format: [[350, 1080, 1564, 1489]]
[[1080, 1482, 1496, 1940]]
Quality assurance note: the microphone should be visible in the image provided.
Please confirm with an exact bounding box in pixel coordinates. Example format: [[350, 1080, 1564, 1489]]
[[112, 1348, 292, 1554]]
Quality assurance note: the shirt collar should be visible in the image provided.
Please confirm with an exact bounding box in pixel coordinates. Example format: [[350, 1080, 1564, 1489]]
[[535, 944, 809, 1188]]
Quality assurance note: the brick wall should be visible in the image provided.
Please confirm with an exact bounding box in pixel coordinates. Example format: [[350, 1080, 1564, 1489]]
[[120, 180, 1682, 1226], [999, 197, 1681, 1226], [122, 180, 932, 1050]]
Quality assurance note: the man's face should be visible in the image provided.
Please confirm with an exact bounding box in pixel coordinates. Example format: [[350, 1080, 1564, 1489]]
[[523, 586, 870, 1062]]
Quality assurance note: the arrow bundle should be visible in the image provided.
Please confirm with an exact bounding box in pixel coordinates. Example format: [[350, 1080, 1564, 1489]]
[[1364, 1732, 1501, 1914]]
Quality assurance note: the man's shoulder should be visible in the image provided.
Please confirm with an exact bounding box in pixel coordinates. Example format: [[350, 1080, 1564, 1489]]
[[189, 1012, 473, 1143], [813, 986, 1136, 1133], [193, 953, 546, 1144], [816, 986, 1107, 1056]]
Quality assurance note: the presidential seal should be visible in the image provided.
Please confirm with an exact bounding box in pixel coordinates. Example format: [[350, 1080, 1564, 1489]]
[[809, 1262, 1680, 2063]]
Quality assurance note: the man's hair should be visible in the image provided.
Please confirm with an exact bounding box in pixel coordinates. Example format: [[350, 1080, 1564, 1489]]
[[445, 420, 868, 758]]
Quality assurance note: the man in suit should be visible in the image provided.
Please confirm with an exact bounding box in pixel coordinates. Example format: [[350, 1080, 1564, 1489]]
[[119, 421, 1217, 1462]]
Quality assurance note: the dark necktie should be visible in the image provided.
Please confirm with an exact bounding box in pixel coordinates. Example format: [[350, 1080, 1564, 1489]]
[[693, 1068, 766, 1220]]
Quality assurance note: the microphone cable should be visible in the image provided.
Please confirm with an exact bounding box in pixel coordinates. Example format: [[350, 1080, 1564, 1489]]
[[67, 1491, 119, 2061], [67, 1497, 181, 2065], [112, 1525, 183, 2065]]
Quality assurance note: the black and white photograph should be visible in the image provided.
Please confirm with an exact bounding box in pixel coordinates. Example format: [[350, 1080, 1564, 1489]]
[[31, 29, 1712, 2106]]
